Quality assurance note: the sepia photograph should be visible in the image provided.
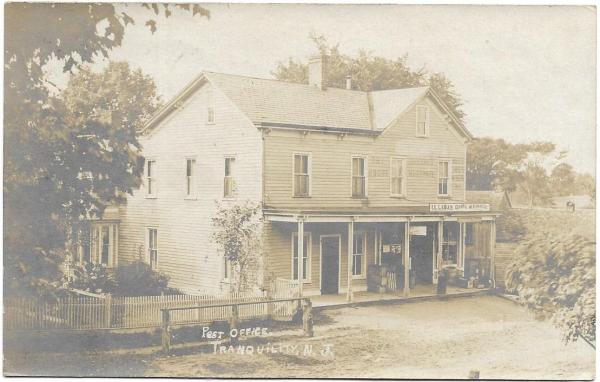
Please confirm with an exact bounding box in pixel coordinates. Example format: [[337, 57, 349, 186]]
[[3, 3, 597, 379]]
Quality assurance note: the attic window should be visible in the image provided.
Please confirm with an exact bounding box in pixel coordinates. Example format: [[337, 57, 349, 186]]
[[207, 89, 215, 124], [416, 105, 429, 137]]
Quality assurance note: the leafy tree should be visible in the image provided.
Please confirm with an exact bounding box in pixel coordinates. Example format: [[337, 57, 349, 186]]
[[272, 34, 464, 122], [505, 234, 595, 344], [466, 138, 562, 207], [573, 173, 596, 202], [5, 62, 161, 297], [4, 1, 208, 297], [549, 163, 576, 196], [212, 202, 263, 293], [521, 162, 552, 208]]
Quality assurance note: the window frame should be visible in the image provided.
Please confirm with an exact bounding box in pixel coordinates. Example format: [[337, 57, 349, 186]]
[[352, 231, 367, 279], [389, 156, 407, 197], [437, 159, 452, 197], [206, 89, 215, 125], [415, 105, 430, 137], [351, 155, 368, 198], [292, 152, 312, 198], [89, 223, 117, 268], [441, 222, 459, 267], [291, 232, 312, 283], [145, 158, 157, 198], [184, 157, 197, 200], [223, 256, 232, 282], [146, 227, 158, 270], [223, 155, 236, 199]]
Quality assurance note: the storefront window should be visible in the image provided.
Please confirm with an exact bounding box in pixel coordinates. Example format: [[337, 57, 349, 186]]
[[442, 222, 459, 266]]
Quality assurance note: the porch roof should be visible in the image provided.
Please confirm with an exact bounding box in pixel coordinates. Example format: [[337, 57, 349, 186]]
[[263, 206, 499, 223]]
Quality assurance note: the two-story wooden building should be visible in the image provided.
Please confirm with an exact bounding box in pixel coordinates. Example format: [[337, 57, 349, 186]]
[[81, 57, 498, 298]]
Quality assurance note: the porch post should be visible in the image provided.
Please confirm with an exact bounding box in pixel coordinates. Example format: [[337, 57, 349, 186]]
[[490, 219, 496, 289], [437, 220, 444, 281], [297, 217, 304, 297], [459, 222, 465, 276], [347, 219, 354, 302], [403, 219, 410, 297]]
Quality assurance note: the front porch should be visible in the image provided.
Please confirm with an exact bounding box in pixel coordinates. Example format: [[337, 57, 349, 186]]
[[310, 284, 490, 308], [263, 207, 499, 301]]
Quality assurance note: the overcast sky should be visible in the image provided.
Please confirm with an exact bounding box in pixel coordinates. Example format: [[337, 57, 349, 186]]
[[48, 4, 596, 174]]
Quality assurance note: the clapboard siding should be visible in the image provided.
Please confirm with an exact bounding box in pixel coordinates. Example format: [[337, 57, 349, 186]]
[[263, 96, 467, 209], [118, 82, 262, 294], [263, 221, 376, 295]]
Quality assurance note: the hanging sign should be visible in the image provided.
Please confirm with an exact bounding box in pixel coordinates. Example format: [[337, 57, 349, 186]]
[[429, 203, 490, 212]]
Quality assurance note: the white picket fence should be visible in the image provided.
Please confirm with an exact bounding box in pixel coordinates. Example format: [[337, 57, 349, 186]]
[[4, 278, 301, 331]]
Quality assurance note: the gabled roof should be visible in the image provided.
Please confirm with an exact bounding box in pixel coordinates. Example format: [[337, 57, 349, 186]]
[[142, 71, 472, 140], [204, 72, 373, 132], [369, 87, 430, 130]]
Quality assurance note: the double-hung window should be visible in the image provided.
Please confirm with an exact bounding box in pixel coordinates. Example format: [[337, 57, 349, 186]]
[[438, 160, 451, 196], [185, 158, 196, 198], [352, 232, 366, 278], [147, 228, 158, 270], [390, 157, 406, 196], [207, 89, 215, 124], [352, 156, 367, 198], [146, 159, 156, 197], [416, 105, 429, 137], [292, 233, 310, 282], [223, 257, 231, 281], [224, 157, 236, 198], [293, 153, 311, 197]]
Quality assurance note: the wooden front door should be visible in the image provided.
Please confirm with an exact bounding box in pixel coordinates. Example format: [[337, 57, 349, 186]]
[[321, 236, 340, 295]]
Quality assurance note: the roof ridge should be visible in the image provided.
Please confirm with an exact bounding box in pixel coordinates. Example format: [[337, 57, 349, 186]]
[[203, 70, 368, 94]]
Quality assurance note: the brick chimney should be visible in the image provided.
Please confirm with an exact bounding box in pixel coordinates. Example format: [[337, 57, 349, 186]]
[[308, 55, 323, 90]]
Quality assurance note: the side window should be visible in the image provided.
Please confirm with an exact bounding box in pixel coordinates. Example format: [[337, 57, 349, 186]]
[[292, 233, 311, 282], [390, 157, 406, 196], [416, 105, 429, 137], [352, 232, 366, 278], [351, 156, 367, 198], [293, 153, 311, 197], [147, 228, 158, 270], [224, 157, 236, 198], [207, 89, 215, 124], [438, 160, 451, 196], [185, 158, 196, 198], [146, 159, 156, 197]]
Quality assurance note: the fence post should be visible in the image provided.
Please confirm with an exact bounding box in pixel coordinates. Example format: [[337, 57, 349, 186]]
[[266, 288, 273, 320], [302, 299, 313, 337], [104, 294, 112, 328], [230, 304, 239, 345], [161, 309, 171, 353]]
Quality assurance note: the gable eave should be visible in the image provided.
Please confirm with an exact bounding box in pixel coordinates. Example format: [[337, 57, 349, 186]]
[[140, 73, 209, 136]]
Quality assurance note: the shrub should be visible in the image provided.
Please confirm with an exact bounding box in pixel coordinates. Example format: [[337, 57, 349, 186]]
[[496, 208, 527, 242], [68, 262, 117, 294], [114, 260, 180, 296], [66, 261, 179, 296], [505, 234, 595, 343]]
